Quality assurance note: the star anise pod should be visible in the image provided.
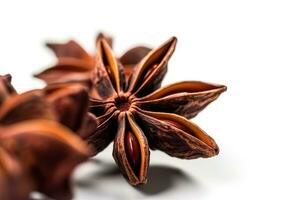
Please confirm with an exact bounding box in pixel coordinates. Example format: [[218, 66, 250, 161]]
[[35, 32, 151, 90], [84, 37, 227, 185], [0, 76, 91, 199]]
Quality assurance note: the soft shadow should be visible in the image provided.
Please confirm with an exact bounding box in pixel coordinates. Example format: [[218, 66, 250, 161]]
[[76, 159, 195, 195], [75, 159, 122, 188], [136, 165, 195, 195]]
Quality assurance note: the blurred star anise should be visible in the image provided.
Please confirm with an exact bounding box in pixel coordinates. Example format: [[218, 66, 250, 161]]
[[0, 76, 91, 199], [83, 37, 227, 185], [35, 32, 151, 90], [40, 82, 98, 138]]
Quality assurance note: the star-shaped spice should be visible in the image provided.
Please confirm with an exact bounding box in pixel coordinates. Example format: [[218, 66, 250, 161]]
[[82, 37, 227, 185], [0, 76, 91, 199], [35, 32, 151, 91]]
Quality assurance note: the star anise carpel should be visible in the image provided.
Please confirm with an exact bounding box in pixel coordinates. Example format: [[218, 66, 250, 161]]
[[84, 36, 227, 185]]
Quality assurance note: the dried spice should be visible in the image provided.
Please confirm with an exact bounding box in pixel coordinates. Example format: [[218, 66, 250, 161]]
[[41, 83, 97, 138], [79, 37, 227, 185], [28, 32, 226, 187], [0, 76, 91, 199], [35, 32, 151, 91]]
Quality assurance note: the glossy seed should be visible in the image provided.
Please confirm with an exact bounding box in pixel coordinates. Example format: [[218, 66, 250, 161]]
[[125, 131, 141, 175]]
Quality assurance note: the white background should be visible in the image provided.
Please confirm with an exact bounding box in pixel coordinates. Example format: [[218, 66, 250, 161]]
[[1, 0, 300, 199]]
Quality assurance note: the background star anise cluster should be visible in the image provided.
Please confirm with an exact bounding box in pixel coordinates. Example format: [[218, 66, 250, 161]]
[[0, 75, 93, 199], [0, 32, 226, 199]]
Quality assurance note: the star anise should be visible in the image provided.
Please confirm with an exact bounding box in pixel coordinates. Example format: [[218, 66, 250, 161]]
[[83, 37, 227, 185], [40, 82, 98, 138], [0, 76, 91, 199], [35, 32, 151, 91]]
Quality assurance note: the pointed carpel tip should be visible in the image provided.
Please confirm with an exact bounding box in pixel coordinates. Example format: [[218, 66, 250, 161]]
[[213, 84, 227, 94], [172, 36, 178, 41], [4, 74, 12, 82], [97, 32, 106, 40], [169, 36, 178, 45], [129, 177, 147, 186], [220, 85, 227, 92], [96, 32, 113, 48], [205, 146, 219, 158], [214, 145, 220, 155], [205, 138, 219, 157], [167, 37, 177, 53], [45, 41, 56, 49], [45, 42, 51, 47], [222, 85, 228, 94], [97, 32, 112, 42], [97, 37, 109, 50], [33, 73, 39, 78], [33, 72, 45, 80], [46, 40, 76, 48]]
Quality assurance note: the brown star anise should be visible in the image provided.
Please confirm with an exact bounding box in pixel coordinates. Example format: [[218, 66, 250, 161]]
[[40, 82, 98, 138], [35, 32, 151, 90], [83, 37, 227, 185], [0, 76, 91, 199]]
